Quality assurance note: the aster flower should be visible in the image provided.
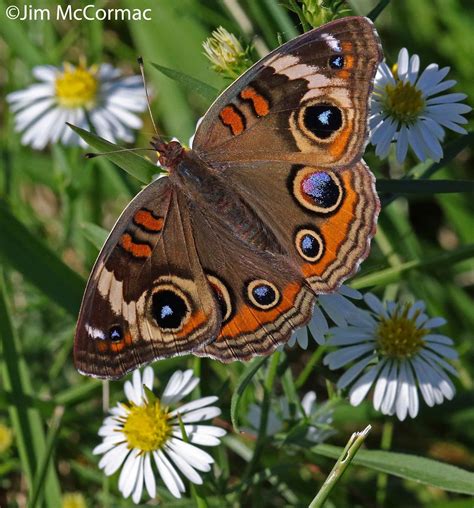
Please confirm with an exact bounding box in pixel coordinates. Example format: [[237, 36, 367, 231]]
[[370, 48, 471, 163], [323, 293, 459, 421], [287, 285, 363, 349], [6, 59, 147, 150], [246, 391, 334, 443], [93, 368, 226, 504]]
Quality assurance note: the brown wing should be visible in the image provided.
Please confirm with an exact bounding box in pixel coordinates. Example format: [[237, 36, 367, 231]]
[[192, 16, 382, 168], [74, 177, 220, 379]]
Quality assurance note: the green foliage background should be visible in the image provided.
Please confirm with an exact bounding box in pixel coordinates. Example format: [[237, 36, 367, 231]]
[[0, 0, 473, 506]]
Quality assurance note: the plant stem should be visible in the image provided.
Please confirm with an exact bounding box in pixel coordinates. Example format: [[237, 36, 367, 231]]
[[309, 425, 372, 508], [376, 420, 394, 507]]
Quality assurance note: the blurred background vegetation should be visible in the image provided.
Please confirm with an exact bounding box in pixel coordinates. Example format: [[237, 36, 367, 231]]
[[0, 0, 473, 506]]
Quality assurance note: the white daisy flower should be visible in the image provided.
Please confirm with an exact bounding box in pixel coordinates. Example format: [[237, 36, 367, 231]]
[[323, 293, 459, 421], [370, 47, 471, 163], [93, 367, 226, 504], [287, 285, 363, 349], [6, 59, 147, 150], [246, 391, 334, 443]]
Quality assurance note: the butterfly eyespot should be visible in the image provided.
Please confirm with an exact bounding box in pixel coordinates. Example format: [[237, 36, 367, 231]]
[[302, 103, 343, 140], [151, 289, 189, 330], [207, 274, 233, 323], [108, 325, 123, 342], [295, 227, 325, 262], [329, 55, 344, 69], [290, 166, 344, 214], [246, 280, 280, 310]]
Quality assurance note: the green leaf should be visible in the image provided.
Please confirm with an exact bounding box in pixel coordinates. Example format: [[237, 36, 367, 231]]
[[377, 179, 474, 195], [67, 124, 158, 184], [230, 356, 268, 432], [81, 222, 108, 251], [367, 0, 391, 21], [151, 63, 219, 102], [312, 445, 474, 495], [0, 272, 62, 507], [353, 243, 474, 289], [0, 202, 84, 316]]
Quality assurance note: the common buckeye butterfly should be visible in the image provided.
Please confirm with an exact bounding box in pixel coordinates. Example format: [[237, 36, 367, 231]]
[[74, 16, 382, 379]]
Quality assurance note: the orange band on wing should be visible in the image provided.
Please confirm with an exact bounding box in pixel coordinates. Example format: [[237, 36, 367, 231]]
[[219, 105, 245, 135], [240, 86, 270, 117], [176, 310, 207, 338], [119, 233, 152, 258], [134, 209, 164, 232], [301, 171, 357, 278], [329, 120, 352, 159], [219, 282, 301, 338]]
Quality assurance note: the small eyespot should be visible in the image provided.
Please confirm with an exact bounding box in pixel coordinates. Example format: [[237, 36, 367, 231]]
[[329, 55, 344, 69], [302, 103, 342, 139], [246, 280, 280, 310], [152, 289, 188, 330], [108, 325, 123, 342], [295, 228, 325, 262]]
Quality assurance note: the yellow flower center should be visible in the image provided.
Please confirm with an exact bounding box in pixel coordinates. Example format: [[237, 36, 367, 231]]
[[122, 401, 171, 452], [376, 305, 427, 359], [381, 77, 425, 124], [62, 492, 87, 508], [55, 62, 98, 108]]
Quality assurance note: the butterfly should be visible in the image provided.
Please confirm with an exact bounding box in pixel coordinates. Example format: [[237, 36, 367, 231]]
[[74, 16, 383, 379]]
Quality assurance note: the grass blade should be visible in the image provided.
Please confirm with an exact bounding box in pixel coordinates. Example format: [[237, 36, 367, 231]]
[[377, 179, 474, 195], [0, 202, 84, 316], [0, 272, 62, 506], [151, 63, 219, 102], [68, 124, 158, 184]]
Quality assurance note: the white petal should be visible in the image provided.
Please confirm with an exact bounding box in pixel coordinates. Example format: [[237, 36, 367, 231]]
[[419, 349, 459, 377], [336, 354, 376, 389], [416, 65, 449, 94], [7, 84, 54, 106], [424, 334, 453, 345], [170, 396, 218, 417], [380, 361, 399, 414], [166, 448, 203, 484], [154, 450, 184, 498], [99, 443, 129, 476], [319, 293, 348, 326], [423, 79, 456, 97], [397, 48, 409, 81], [405, 364, 419, 418], [348, 363, 383, 406], [119, 449, 141, 497], [395, 362, 411, 421], [426, 93, 468, 105], [14, 98, 56, 131], [327, 327, 374, 346], [323, 343, 375, 370], [131, 456, 144, 504], [395, 124, 409, 163], [171, 429, 222, 447], [177, 406, 221, 423], [373, 360, 392, 411], [407, 54, 420, 84], [407, 124, 428, 161], [412, 357, 435, 406], [301, 391, 317, 416], [144, 453, 156, 499], [296, 326, 309, 349], [142, 366, 154, 391], [167, 438, 213, 471], [104, 103, 143, 129], [338, 285, 362, 300], [423, 316, 447, 328], [364, 293, 388, 318], [415, 121, 443, 161], [308, 304, 329, 344], [32, 65, 59, 82]]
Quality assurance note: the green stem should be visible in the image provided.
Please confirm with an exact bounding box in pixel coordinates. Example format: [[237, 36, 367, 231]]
[[241, 352, 281, 487], [376, 420, 394, 507], [309, 425, 372, 508], [295, 345, 326, 389]]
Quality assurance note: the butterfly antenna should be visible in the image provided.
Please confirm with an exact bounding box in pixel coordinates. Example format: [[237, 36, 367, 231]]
[[138, 56, 159, 136]]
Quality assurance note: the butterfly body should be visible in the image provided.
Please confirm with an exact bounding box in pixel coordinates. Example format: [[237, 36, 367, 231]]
[[75, 16, 382, 379]]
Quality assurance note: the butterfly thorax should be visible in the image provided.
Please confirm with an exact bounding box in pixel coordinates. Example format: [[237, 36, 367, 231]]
[[170, 149, 284, 255], [151, 137, 185, 169]]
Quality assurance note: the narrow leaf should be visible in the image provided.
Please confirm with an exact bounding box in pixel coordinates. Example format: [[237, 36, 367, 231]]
[[67, 124, 157, 184], [151, 63, 219, 102], [312, 445, 474, 495], [0, 202, 84, 316], [377, 179, 474, 195], [231, 357, 268, 432], [81, 222, 108, 251], [367, 0, 391, 21]]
